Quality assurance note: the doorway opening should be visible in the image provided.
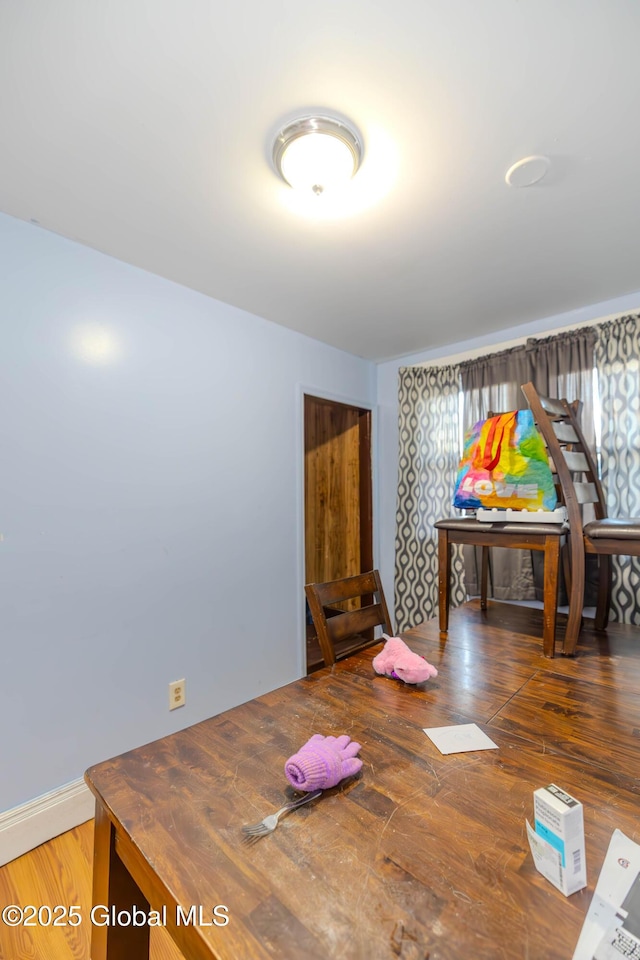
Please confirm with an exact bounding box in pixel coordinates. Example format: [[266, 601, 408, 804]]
[[304, 394, 373, 672]]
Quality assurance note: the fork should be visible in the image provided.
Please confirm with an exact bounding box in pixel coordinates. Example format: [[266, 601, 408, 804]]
[[241, 789, 322, 843]]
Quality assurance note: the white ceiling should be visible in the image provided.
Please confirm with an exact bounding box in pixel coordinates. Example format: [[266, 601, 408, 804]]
[[2, 0, 640, 362]]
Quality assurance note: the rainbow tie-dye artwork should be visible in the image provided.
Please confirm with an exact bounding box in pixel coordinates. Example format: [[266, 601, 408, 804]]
[[453, 410, 557, 511]]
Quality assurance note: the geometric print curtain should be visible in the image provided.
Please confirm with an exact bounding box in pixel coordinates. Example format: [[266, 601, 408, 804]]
[[394, 364, 465, 631], [595, 313, 640, 624]]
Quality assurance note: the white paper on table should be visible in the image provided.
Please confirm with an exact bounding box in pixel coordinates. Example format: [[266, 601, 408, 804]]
[[572, 829, 640, 960], [422, 723, 499, 755]]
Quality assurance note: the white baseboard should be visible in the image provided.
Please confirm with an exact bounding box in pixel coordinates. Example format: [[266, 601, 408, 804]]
[[0, 779, 95, 867]]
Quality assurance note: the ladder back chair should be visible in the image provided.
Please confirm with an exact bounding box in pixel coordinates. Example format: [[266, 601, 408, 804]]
[[305, 570, 393, 667], [521, 381, 640, 655]]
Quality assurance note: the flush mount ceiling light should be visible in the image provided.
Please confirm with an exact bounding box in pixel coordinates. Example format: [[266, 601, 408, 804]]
[[272, 115, 363, 195]]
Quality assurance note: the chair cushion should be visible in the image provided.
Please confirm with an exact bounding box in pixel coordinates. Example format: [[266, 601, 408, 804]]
[[434, 517, 568, 536], [584, 518, 640, 540]]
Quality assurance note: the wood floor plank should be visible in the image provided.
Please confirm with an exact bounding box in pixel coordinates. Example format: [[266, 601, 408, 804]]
[[0, 822, 91, 960], [0, 822, 184, 960], [489, 669, 640, 777]]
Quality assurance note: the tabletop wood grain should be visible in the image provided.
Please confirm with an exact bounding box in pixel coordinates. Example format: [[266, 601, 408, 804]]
[[85, 601, 640, 960]]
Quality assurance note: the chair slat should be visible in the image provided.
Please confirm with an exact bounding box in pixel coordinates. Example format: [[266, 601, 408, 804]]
[[315, 572, 378, 605], [327, 604, 386, 644], [552, 422, 579, 443], [563, 451, 590, 472], [574, 482, 599, 504], [539, 396, 567, 416], [547, 451, 589, 474]]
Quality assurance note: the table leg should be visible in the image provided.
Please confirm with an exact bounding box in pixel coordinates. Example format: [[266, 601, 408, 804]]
[[480, 546, 489, 610], [90, 802, 151, 960], [542, 539, 560, 659], [438, 529, 450, 635]]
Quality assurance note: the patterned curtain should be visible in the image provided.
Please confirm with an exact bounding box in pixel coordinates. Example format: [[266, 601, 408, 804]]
[[394, 364, 464, 630], [595, 314, 640, 624]]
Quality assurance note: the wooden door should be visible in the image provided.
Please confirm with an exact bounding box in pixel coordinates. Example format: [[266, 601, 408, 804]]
[[304, 395, 373, 670]]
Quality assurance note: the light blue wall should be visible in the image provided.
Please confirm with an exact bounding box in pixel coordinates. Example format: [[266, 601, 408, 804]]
[[376, 293, 640, 627], [0, 213, 376, 812]]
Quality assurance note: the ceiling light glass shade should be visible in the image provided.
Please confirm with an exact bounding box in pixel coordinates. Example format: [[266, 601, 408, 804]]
[[273, 116, 362, 195]]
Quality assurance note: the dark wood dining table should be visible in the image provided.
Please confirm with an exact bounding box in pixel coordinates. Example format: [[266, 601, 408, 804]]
[[84, 602, 640, 960]]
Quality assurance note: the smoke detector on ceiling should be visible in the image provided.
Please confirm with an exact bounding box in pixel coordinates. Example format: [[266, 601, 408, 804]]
[[505, 155, 551, 188]]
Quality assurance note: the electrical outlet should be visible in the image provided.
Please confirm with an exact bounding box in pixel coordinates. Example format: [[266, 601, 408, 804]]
[[169, 679, 186, 710]]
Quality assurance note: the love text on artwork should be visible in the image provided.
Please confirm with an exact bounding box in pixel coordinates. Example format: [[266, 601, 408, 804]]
[[460, 477, 538, 499]]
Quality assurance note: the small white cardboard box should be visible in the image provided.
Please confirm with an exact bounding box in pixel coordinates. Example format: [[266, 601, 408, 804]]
[[527, 783, 587, 896]]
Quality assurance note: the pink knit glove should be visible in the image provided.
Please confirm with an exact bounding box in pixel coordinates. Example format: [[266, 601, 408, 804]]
[[284, 734, 363, 792]]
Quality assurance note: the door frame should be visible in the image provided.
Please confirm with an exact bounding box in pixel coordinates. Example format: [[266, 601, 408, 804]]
[[295, 383, 377, 677]]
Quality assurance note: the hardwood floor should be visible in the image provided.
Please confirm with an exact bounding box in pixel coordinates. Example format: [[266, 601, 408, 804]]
[[0, 821, 183, 960], [2, 601, 639, 959]]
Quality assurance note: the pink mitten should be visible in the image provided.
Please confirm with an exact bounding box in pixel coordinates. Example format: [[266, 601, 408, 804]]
[[372, 636, 407, 675], [284, 734, 363, 792], [393, 648, 438, 683], [372, 636, 437, 685]]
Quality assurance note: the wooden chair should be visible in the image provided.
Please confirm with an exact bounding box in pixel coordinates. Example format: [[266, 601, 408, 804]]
[[305, 570, 393, 667], [521, 381, 640, 655], [435, 514, 566, 658], [435, 402, 572, 657]]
